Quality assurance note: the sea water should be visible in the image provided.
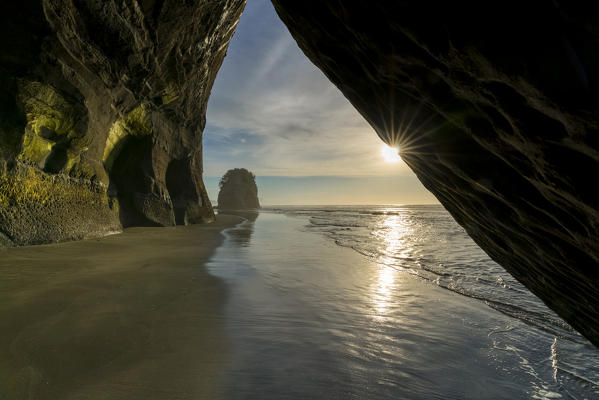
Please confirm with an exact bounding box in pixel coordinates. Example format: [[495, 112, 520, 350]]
[[206, 205, 599, 399]]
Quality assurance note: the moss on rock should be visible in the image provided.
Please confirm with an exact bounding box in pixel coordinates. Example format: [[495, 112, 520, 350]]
[[0, 164, 105, 207], [15, 80, 87, 173], [161, 83, 180, 105], [17, 80, 78, 138], [0, 163, 120, 245], [103, 104, 153, 170], [18, 130, 54, 167], [0, 0, 242, 247]]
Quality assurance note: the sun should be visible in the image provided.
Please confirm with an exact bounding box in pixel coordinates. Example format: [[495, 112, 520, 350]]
[[381, 145, 401, 163]]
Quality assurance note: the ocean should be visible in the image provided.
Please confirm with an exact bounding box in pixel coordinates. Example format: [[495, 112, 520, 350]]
[[207, 205, 599, 399]]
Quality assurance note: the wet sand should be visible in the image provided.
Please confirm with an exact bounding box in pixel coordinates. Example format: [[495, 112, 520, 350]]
[[0, 215, 242, 400]]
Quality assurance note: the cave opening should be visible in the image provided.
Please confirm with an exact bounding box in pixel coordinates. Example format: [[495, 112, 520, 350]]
[[165, 158, 197, 225], [107, 135, 158, 227]]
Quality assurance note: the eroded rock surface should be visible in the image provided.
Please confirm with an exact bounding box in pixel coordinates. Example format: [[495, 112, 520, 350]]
[[0, 0, 245, 245], [271, 1, 599, 345], [217, 168, 260, 210]]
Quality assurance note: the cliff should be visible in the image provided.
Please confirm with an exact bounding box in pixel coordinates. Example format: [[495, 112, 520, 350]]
[[217, 168, 260, 210], [271, 1, 599, 346], [0, 0, 245, 245]]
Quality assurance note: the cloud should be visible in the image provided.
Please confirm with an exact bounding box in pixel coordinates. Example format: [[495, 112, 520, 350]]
[[203, 0, 416, 179]]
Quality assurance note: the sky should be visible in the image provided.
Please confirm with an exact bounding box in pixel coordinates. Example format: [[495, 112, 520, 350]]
[[203, 0, 438, 205]]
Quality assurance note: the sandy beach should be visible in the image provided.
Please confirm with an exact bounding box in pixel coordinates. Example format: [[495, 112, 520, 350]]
[[0, 215, 242, 400]]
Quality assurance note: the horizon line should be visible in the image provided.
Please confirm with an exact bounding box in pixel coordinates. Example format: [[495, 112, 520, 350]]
[[204, 174, 419, 179], [211, 202, 441, 206]]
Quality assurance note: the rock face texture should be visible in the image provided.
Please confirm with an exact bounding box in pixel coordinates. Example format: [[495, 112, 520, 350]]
[[271, 1, 599, 345], [0, 0, 245, 245], [217, 168, 260, 210]]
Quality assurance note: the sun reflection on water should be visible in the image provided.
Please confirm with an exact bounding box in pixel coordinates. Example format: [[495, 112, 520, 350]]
[[370, 210, 414, 318]]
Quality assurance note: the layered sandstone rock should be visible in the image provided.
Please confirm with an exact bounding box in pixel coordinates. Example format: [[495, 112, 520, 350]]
[[217, 168, 260, 210], [0, 0, 245, 245], [271, 1, 599, 346]]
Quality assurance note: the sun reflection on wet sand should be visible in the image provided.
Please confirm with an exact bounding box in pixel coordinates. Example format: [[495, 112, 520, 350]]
[[372, 266, 396, 316], [370, 210, 414, 318]]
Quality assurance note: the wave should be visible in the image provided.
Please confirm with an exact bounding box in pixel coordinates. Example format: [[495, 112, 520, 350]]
[[298, 207, 585, 346]]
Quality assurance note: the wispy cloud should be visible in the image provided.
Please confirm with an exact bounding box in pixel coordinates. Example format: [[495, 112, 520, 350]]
[[203, 0, 416, 178]]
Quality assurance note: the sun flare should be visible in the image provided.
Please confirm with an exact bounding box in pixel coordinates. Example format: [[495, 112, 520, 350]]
[[381, 145, 401, 163]]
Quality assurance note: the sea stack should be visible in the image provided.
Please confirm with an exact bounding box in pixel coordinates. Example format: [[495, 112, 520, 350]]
[[217, 168, 260, 210]]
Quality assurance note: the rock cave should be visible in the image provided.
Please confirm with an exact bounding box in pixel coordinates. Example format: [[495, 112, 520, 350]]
[[1, 0, 598, 347]]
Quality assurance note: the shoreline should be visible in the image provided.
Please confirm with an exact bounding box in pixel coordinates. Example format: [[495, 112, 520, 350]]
[[0, 215, 243, 400], [208, 210, 591, 399]]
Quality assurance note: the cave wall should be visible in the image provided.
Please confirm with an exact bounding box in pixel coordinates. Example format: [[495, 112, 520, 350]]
[[0, 0, 245, 245], [271, 1, 599, 346]]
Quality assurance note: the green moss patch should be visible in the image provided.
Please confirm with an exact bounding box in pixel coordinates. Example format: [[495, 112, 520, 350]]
[[0, 165, 110, 209], [0, 164, 120, 246], [17, 80, 78, 138], [18, 131, 54, 167], [15, 80, 86, 172], [103, 104, 153, 170], [161, 83, 180, 105]]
